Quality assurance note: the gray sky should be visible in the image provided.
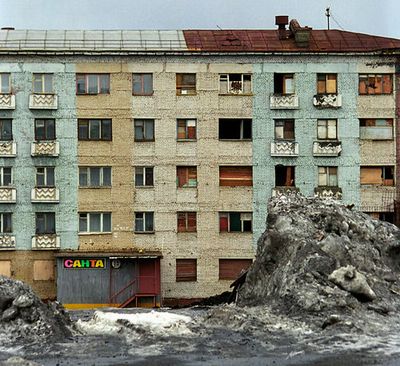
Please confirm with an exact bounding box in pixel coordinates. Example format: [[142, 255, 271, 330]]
[[0, 0, 398, 39]]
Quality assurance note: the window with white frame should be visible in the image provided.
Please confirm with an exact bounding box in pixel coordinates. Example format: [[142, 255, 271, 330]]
[[177, 119, 196, 140], [318, 166, 338, 187], [79, 212, 111, 233], [134, 212, 154, 233], [219, 74, 252, 94], [76, 74, 110, 95], [317, 119, 337, 140], [219, 212, 252, 232], [36, 212, 55, 234], [0, 73, 11, 94], [0, 167, 12, 186], [0, 213, 12, 233], [0, 119, 12, 141], [79, 167, 111, 187], [36, 167, 55, 187], [135, 167, 154, 187], [33, 73, 53, 94]]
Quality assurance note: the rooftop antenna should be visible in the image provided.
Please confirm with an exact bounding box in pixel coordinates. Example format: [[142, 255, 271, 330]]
[[325, 7, 330, 30]]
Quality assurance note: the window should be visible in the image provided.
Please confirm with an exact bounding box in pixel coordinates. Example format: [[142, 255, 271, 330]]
[[78, 119, 112, 141], [135, 167, 154, 187], [133, 73, 153, 95], [274, 73, 294, 94], [359, 74, 393, 95], [0, 213, 12, 233], [317, 74, 337, 94], [317, 119, 337, 140], [35, 119, 55, 141], [176, 259, 197, 282], [76, 74, 110, 95], [36, 167, 55, 187], [318, 167, 338, 186], [0, 167, 12, 186], [219, 166, 252, 186], [177, 119, 196, 140], [177, 166, 197, 188], [360, 119, 393, 140], [275, 120, 294, 140], [176, 73, 196, 95], [177, 212, 197, 233], [360, 166, 394, 186], [134, 119, 154, 141], [79, 167, 111, 187], [219, 259, 252, 280], [219, 119, 252, 140], [33, 73, 53, 94], [79, 212, 111, 233], [134, 212, 154, 233], [219, 74, 251, 94], [0, 73, 10, 94], [36, 212, 55, 234], [219, 212, 252, 232], [275, 165, 295, 187], [0, 119, 12, 140]]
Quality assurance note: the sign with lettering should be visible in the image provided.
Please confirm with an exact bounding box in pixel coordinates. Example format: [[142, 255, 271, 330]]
[[63, 258, 106, 269]]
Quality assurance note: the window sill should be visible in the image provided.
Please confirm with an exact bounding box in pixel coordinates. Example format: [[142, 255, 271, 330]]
[[79, 186, 112, 189], [218, 93, 253, 96], [78, 232, 112, 235], [177, 186, 197, 189], [176, 279, 197, 282], [135, 185, 155, 189], [177, 139, 197, 142], [134, 140, 155, 143], [134, 231, 155, 234], [78, 139, 112, 142], [176, 93, 197, 96], [219, 231, 252, 234], [76, 93, 110, 96], [177, 231, 197, 234], [133, 93, 154, 96], [219, 139, 252, 142]]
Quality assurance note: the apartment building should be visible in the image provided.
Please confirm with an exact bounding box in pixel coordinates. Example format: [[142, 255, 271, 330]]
[[0, 17, 398, 307]]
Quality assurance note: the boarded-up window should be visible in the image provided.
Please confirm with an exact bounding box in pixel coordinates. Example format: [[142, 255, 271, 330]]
[[176, 259, 197, 282], [177, 119, 196, 140], [177, 166, 197, 188], [176, 73, 196, 95], [219, 259, 252, 280], [360, 166, 394, 186], [275, 120, 294, 140], [33, 260, 55, 281], [275, 165, 295, 186], [317, 74, 337, 94], [0, 260, 11, 277], [219, 166, 252, 186], [219, 212, 252, 232], [359, 74, 393, 95], [317, 120, 337, 140], [177, 212, 197, 232]]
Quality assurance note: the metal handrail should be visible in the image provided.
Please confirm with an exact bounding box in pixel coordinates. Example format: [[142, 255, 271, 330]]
[[109, 279, 136, 304]]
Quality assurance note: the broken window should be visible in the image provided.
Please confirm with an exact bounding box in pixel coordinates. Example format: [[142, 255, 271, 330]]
[[317, 119, 337, 140], [0, 73, 11, 94], [318, 166, 338, 186], [219, 166, 252, 186], [36, 212, 55, 234], [176, 259, 197, 282], [132, 73, 153, 95], [0, 119, 12, 141], [275, 165, 295, 187], [219, 74, 252, 94], [76, 74, 110, 95], [359, 74, 393, 95], [78, 119, 112, 141], [135, 166, 154, 187], [134, 119, 154, 141], [219, 212, 252, 232], [33, 73, 53, 94], [274, 120, 294, 140], [219, 259, 252, 280], [360, 166, 394, 186], [177, 166, 197, 188], [219, 119, 252, 140], [177, 212, 197, 232], [177, 119, 196, 140], [134, 212, 154, 232], [79, 167, 111, 187], [274, 74, 294, 94], [317, 74, 337, 94], [0, 213, 12, 233], [79, 212, 111, 233], [176, 73, 196, 95]]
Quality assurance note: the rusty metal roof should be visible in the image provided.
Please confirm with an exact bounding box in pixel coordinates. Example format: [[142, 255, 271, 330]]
[[183, 29, 400, 53]]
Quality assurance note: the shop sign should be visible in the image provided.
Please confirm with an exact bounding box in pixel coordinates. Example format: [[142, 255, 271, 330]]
[[63, 258, 106, 269]]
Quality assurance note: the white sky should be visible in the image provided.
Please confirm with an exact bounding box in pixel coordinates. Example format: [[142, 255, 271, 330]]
[[0, 0, 398, 39]]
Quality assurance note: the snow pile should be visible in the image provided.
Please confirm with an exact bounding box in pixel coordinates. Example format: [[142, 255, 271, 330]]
[[0, 276, 72, 345]]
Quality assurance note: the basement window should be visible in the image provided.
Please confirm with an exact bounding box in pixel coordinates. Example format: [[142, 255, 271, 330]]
[[219, 212, 252, 232], [219, 259, 252, 280], [317, 119, 337, 140], [359, 74, 393, 95], [219, 74, 252, 95], [318, 166, 338, 187], [177, 212, 197, 233], [360, 166, 394, 186], [219, 119, 252, 140], [274, 74, 294, 94], [177, 166, 197, 188], [275, 120, 294, 140], [176, 259, 197, 282], [177, 119, 196, 140], [275, 165, 295, 187], [176, 73, 196, 95], [317, 73, 337, 94], [219, 166, 252, 186]]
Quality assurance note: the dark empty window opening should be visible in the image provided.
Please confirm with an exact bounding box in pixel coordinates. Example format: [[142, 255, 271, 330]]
[[274, 74, 294, 94], [219, 119, 252, 140], [275, 165, 295, 187]]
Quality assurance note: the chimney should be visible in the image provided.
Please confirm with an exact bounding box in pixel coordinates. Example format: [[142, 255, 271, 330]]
[[275, 15, 289, 40], [289, 19, 311, 48]]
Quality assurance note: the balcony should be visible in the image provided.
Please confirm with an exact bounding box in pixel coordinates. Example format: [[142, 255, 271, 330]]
[[314, 186, 342, 200], [29, 94, 58, 109], [32, 234, 60, 250], [0, 187, 16, 203], [0, 141, 16, 157], [272, 186, 300, 197], [0, 235, 16, 250], [313, 94, 342, 108], [360, 127, 393, 140], [270, 94, 299, 109], [313, 141, 342, 157], [31, 187, 59, 203], [31, 141, 59, 157], [271, 141, 299, 157], [0, 94, 15, 110]]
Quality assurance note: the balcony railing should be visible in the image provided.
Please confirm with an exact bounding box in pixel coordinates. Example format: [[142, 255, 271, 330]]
[[0, 235, 16, 250], [271, 141, 299, 157], [272, 186, 300, 196], [0, 141, 16, 157], [31, 234, 60, 250], [270, 94, 299, 109], [313, 141, 342, 157], [31, 187, 59, 203], [31, 141, 59, 156], [0, 94, 15, 109], [0, 187, 16, 203], [313, 94, 342, 108], [314, 186, 342, 199], [29, 94, 58, 109]]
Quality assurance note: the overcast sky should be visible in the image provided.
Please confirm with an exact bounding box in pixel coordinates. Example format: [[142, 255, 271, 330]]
[[0, 0, 398, 39]]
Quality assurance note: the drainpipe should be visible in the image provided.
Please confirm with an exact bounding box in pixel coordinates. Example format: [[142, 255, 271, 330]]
[[395, 58, 400, 226]]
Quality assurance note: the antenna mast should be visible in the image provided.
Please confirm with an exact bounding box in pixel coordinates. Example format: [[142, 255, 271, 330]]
[[325, 7, 331, 30]]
